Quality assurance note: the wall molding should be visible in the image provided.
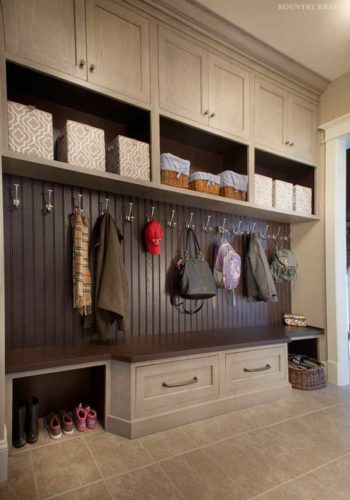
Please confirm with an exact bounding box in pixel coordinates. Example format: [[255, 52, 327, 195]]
[[141, 0, 329, 95], [0, 426, 8, 483]]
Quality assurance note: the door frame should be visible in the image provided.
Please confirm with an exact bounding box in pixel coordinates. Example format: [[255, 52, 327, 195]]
[[320, 113, 350, 385]]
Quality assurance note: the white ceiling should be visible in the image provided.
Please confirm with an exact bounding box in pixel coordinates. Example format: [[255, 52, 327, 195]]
[[195, 0, 350, 81]]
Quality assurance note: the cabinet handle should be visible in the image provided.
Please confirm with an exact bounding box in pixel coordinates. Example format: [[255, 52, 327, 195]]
[[89, 64, 96, 72], [162, 376, 198, 388], [284, 140, 290, 145], [209, 112, 216, 118], [290, 142, 294, 147], [203, 110, 209, 115], [79, 59, 86, 68], [244, 364, 271, 373]]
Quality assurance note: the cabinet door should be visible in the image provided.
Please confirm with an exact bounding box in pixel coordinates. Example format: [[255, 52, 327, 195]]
[[86, 0, 150, 103], [2, 0, 86, 79], [255, 78, 289, 154], [208, 54, 250, 140], [288, 95, 318, 164], [158, 27, 209, 125]]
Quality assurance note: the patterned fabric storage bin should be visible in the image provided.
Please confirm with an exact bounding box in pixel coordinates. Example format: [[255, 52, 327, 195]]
[[106, 135, 150, 181], [254, 174, 273, 207], [293, 185, 312, 215], [57, 120, 105, 171], [160, 153, 190, 188], [189, 172, 220, 195], [219, 170, 248, 201], [7, 101, 54, 160], [273, 179, 293, 211]]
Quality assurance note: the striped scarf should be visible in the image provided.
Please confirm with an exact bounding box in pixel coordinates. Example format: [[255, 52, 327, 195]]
[[71, 210, 92, 316]]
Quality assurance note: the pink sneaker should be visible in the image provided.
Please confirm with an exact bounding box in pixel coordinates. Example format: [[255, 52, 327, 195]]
[[84, 405, 97, 429], [74, 403, 87, 432]]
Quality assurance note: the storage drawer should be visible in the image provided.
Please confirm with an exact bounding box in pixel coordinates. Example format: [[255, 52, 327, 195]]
[[135, 355, 220, 417], [225, 346, 287, 396]]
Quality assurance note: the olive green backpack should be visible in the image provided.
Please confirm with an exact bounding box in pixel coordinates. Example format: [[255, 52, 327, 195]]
[[270, 248, 298, 284]]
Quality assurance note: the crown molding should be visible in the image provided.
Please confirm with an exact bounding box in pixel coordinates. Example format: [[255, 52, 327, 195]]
[[141, 0, 329, 95]]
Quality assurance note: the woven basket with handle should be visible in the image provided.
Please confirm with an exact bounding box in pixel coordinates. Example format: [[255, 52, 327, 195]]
[[288, 355, 326, 390]]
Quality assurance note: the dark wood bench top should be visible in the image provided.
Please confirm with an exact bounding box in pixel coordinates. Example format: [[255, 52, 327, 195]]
[[5, 325, 324, 374]]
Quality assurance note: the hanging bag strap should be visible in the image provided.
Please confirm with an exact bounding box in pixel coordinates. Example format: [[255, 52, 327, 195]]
[[185, 228, 201, 258]]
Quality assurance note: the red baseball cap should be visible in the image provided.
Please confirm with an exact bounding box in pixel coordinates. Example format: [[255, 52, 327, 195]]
[[144, 220, 163, 255]]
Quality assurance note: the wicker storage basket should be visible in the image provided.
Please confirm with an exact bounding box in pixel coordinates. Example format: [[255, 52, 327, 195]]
[[219, 170, 248, 201], [160, 153, 190, 188], [189, 172, 220, 195], [288, 356, 326, 390]]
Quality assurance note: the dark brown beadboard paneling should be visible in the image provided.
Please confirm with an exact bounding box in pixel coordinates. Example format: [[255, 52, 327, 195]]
[[3, 175, 291, 348]]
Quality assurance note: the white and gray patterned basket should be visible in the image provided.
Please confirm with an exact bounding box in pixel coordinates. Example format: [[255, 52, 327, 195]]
[[7, 101, 54, 160], [57, 120, 105, 171], [273, 179, 293, 211], [106, 135, 150, 181], [254, 174, 273, 207]]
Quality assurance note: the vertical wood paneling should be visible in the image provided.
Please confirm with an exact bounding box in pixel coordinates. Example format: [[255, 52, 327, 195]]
[[3, 175, 291, 348]]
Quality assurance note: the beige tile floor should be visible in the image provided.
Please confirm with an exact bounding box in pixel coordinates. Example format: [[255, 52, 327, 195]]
[[3, 385, 350, 499]]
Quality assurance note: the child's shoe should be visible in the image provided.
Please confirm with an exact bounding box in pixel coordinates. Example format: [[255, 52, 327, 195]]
[[59, 410, 74, 435], [45, 413, 62, 439], [74, 403, 87, 432], [84, 405, 97, 429]]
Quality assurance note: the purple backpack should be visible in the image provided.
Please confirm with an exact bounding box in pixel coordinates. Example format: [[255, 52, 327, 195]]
[[213, 242, 241, 291]]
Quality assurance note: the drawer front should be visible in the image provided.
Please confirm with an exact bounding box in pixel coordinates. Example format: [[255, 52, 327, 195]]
[[225, 346, 287, 395], [135, 355, 220, 417]]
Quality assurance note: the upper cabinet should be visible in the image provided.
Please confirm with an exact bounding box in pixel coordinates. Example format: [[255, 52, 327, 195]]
[[2, 0, 151, 104], [2, 0, 87, 80], [255, 77, 318, 164], [85, 0, 151, 103], [158, 27, 250, 141]]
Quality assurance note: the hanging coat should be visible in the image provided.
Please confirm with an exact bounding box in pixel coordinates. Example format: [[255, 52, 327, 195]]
[[95, 213, 129, 340], [246, 235, 278, 302]]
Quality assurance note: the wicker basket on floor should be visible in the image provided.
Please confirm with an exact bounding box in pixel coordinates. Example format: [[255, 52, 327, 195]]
[[288, 356, 326, 390]]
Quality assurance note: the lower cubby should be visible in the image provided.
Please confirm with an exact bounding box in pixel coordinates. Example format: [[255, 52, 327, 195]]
[[7, 363, 107, 451]]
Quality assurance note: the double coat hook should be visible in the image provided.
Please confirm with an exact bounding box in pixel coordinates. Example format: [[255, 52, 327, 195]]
[[147, 206, 155, 222], [203, 215, 212, 233], [12, 184, 20, 209], [186, 212, 195, 229], [45, 189, 54, 214], [125, 203, 134, 223], [167, 209, 176, 228]]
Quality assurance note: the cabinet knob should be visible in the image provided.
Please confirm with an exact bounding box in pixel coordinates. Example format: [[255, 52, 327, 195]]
[[290, 142, 294, 147], [89, 64, 96, 72], [284, 140, 290, 145], [209, 112, 215, 118], [79, 59, 85, 68], [203, 110, 209, 115]]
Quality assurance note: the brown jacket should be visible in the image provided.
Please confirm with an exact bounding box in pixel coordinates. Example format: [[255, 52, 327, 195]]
[[95, 213, 129, 340]]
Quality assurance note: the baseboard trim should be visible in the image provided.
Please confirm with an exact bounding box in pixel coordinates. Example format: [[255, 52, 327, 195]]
[[106, 383, 292, 439], [0, 426, 8, 483]]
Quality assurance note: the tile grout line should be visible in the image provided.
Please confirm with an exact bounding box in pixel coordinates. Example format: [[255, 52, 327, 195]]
[[28, 449, 40, 500], [82, 434, 114, 500], [43, 479, 107, 500], [249, 449, 350, 499]]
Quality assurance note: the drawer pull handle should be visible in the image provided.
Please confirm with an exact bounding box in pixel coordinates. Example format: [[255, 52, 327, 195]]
[[244, 364, 271, 373], [162, 376, 198, 388]]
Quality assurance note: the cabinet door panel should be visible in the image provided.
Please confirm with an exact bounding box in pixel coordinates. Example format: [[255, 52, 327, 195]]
[[255, 78, 288, 153], [86, 0, 150, 103], [208, 55, 250, 140], [289, 96, 317, 164], [2, 0, 86, 79], [158, 27, 209, 125]]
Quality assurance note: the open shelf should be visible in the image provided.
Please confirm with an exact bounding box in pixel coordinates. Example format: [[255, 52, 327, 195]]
[[160, 116, 247, 176], [2, 150, 318, 223], [255, 149, 316, 214]]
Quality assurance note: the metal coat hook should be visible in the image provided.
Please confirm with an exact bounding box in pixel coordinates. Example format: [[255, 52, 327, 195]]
[[12, 184, 21, 209], [249, 222, 256, 235], [261, 224, 269, 239], [147, 206, 155, 222], [45, 189, 54, 214], [75, 194, 84, 213], [272, 226, 281, 241], [233, 220, 243, 236], [125, 203, 134, 223], [218, 218, 228, 235], [101, 198, 109, 215], [185, 212, 195, 229], [167, 209, 176, 228], [203, 215, 212, 233]]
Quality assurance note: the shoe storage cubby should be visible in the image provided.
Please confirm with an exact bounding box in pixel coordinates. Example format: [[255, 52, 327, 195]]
[[12, 365, 105, 424], [6, 62, 151, 158], [160, 116, 248, 177], [255, 149, 316, 214]]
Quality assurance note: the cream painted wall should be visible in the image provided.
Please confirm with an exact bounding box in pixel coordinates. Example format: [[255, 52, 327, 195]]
[[320, 71, 350, 124]]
